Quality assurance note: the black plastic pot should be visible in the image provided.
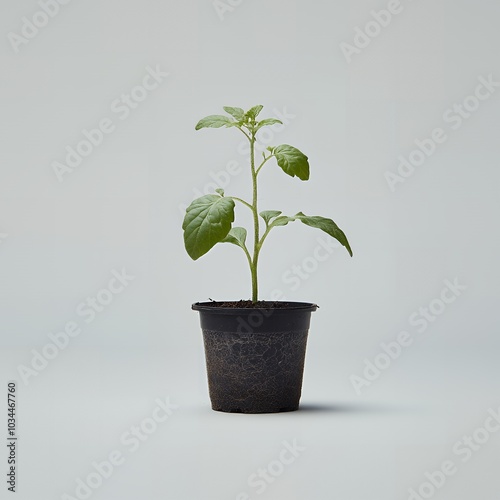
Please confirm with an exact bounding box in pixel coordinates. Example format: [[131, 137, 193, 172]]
[[192, 302, 318, 414]]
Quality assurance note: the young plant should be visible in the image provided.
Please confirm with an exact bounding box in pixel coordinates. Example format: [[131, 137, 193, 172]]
[[183, 105, 352, 303]]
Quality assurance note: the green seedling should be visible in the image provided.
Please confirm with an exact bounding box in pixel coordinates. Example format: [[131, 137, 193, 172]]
[[183, 105, 352, 302]]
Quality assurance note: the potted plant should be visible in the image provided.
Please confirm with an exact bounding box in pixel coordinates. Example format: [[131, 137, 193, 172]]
[[183, 105, 352, 413]]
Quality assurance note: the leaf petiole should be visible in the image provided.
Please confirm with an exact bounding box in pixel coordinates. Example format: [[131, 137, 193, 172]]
[[235, 126, 251, 141], [231, 197, 253, 211], [256, 154, 275, 176]]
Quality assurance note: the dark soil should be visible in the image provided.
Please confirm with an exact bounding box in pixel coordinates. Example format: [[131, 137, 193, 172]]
[[204, 300, 295, 309]]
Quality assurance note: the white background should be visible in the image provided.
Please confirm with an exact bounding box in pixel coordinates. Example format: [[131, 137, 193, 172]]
[[1, 0, 499, 498]]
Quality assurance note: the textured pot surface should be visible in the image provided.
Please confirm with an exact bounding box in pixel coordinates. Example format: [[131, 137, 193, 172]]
[[193, 302, 318, 414]]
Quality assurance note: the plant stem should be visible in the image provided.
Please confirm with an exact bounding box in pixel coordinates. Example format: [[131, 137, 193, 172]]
[[250, 132, 259, 303]]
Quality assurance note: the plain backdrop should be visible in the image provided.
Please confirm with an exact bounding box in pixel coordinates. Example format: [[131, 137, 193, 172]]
[[1, 0, 499, 499]]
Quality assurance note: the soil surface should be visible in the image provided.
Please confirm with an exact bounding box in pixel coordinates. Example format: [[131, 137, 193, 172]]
[[201, 300, 309, 309]]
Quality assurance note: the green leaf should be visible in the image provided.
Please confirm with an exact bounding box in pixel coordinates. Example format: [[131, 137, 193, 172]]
[[183, 195, 235, 260], [294, 213, 353, 257], [246, 105, 264, 120], [256, 118, 283, 131], [195, 115, 234, 130], [223, 107, 245, 120], [274, 144, 310, 180], [215, 188, 224, 196], [259, 210, 282, 225], [222, 227, 247, 249], [271, 216, 293, 227], [267, 212, 353, 257]]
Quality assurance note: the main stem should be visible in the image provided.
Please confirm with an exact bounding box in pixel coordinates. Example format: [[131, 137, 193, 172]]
[[250, 133, 259, 303]]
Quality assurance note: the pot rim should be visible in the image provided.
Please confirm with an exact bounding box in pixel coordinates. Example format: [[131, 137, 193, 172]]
[[192, 301, 318, 314]]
